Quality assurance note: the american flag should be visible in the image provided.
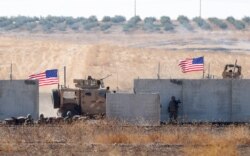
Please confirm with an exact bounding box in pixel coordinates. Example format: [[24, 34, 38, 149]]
[[179, 56, 204, 73], [29, 69, 59, 86]]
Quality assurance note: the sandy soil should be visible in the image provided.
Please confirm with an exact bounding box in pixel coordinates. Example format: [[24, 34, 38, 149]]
[[0, 31, 250, 115], [0, 31, 250, 90], [1, 31, 250, 155]]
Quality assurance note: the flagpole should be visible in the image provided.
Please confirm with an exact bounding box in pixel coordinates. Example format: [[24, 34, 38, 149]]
[[157, 62, 160, 79], [10, 62, 12, 80], [232, 59, 237, 78], [57, 68, 60, 89], [208, 63, 210, 78], [202, 56, 205, 79], [64, 66, 66, 88]]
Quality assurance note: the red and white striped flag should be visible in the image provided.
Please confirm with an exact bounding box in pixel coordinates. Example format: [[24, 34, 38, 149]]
[[29, 69, 59, 86], [179, 56, 204, 73]]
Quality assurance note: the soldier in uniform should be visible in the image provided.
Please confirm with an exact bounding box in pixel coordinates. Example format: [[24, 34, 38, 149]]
[[105, 86, 110, 98], [24, 114, 34, 125], [38, 114, 46, 124], [168, 96, 180, 123], [64, 111, 73, 123]]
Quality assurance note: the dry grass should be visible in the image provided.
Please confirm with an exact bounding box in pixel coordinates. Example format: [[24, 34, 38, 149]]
[[1, 121, 250, 155], [94, 124, 250, 156]]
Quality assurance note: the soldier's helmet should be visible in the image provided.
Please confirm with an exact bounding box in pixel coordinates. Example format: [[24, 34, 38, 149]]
[[39, 114, 44, 119], [171, 96, 176, 100], [27, 114, 32, 119], [66, 111, 72, 118]]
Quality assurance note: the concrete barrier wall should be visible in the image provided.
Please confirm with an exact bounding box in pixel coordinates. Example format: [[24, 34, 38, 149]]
[[0, 80, 39, 120], [232, 80, 250, 122], [134, 79, 250, 122], [182, 80, 231, 122], [134, 79, 182, 121], [106, 93, 160, 126]]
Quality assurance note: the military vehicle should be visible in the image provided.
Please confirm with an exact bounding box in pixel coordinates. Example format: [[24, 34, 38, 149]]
[[222, 64, 242, 79], [52, 75, 110, 117]]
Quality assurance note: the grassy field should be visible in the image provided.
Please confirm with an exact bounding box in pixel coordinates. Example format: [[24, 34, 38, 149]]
[[0, 120, 250, 156]]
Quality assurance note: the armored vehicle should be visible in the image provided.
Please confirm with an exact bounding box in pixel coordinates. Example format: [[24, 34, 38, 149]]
[[52, 76, 110, 117], [222, 64, 242, 79]]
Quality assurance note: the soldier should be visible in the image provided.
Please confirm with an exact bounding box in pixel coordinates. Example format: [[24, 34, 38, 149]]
[[4, 117, 16, 125], [24, 114, 34, 125], [105, 86, 110, 98], [168, 96, 180, 123], [64, 111, 73, 123], [106, 86, 110, 93], [38, 114, 46, 124]]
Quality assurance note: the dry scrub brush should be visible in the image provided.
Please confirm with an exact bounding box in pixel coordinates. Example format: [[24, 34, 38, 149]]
[[95, 126, 250, 144], [0, 122, 250, 155]]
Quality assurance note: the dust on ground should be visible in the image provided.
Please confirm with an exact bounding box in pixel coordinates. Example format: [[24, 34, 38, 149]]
[[0, 31, 250, 116]]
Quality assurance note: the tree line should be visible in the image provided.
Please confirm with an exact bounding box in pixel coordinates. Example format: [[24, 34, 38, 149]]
[[0, 15, 249, 33]]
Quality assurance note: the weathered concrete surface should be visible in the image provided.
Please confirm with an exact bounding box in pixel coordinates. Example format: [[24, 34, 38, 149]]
[[134, 79, 250, 123], [182, 80, 231, 122], [232, 80, 250, 122], [134, 79, 182, 121], [106, 93, 160, 126], [0, 80, 39, 120]]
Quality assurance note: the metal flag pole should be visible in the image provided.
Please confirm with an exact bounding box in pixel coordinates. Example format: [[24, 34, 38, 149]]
[[57, 68, 60, 89], [10, 62, 12, 80], [202, 56, 205, 79], [232, 59, 237, 78], [116, 71, 119, 91], [157, 62, 160, 79], [207, 63, 210, 79], [64, 66, 66, 88]]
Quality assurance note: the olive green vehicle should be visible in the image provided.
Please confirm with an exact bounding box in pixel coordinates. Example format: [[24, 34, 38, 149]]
[[52, 76, 109, 117]]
